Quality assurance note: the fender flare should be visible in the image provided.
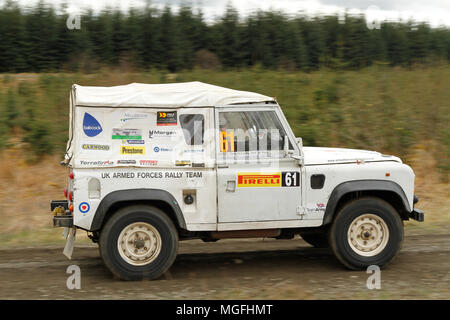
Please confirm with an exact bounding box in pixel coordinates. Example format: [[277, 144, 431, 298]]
[[90, 189, 186, 231], [322, 180, 411, 225]]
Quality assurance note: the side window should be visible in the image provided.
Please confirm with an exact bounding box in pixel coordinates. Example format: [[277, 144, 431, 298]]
[[180, 114, 204, 145], [219, 111, 291, 153]]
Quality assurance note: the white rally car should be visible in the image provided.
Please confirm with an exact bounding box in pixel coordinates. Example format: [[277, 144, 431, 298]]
[[51, 82, 424, 280]]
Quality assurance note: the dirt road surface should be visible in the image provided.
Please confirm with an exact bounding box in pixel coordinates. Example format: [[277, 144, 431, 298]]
[[0, 233, 448, 300]]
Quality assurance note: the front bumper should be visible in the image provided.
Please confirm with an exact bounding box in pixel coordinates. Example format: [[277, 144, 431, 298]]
[[409, 194, 424, 222], [409, 208, 424, 222]]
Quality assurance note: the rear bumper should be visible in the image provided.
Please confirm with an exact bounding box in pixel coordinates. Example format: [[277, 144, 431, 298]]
[[51, 200, 73, 228], [409, 208, 424, 222], [51, 200, 68, 211], [53, 215, 73, 227]]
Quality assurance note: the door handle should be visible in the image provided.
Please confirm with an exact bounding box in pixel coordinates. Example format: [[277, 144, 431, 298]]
[[218, 165, 229, 169], [226, 181, 236, 192]]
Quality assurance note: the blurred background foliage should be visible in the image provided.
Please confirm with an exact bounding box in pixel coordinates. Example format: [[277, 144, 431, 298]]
[[0, 0, 448, 178], [0, 1, 449, 72]]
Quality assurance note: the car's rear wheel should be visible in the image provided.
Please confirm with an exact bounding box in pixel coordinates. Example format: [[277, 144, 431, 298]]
[[329, 197, 403, 270], [99, 205, 178, 280]]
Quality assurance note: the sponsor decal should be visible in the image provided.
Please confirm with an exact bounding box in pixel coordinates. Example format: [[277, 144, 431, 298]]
[[82, 143, 110, 151], [175, 160, 191, 166], [192, 163, 205, 168], [139, 160, 158, 166], [237, 171, 300, 188], [83, 112, 102, 137], [100, 171, 202, 179], [307, 203, 326, 214], [125, 139, 145, 145], [157, 111, 177, 126], [220, 131, 235, 152], [79, 160, 114, 166], [120, 112, 149, 122], [237, 172, 281, 187], [183, 149, 205, 153], [120, 146, 145, 155], [281, 171, 300, 187], [153, 146, 172, 153], [112, 128, 142, 140], [148, 129, 177, 139], [117, 159, 137, 164], [79, 202, 90, 213]]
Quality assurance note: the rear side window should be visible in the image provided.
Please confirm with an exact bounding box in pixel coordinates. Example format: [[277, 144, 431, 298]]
[[179, 114, 204, 145]]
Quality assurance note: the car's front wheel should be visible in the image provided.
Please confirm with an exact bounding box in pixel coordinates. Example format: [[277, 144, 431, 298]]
[[99, 205, 178, 280], [329, 197, 403, 270]]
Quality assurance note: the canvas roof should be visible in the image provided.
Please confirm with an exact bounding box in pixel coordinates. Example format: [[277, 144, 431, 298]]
[[72, 81, 275, 108]]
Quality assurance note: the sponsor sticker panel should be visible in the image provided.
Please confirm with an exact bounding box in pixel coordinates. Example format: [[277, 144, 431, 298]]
[[78, 160, 115, 167], [153, 146, 173, 153], [139, 160, 158, 166], [237, 172, 281, 188], [120, 112, 149, 123], [117, 160, 137, 165], [149, 129, 178, 139], [120, 146, 145, 155], [83, 112, 102, 137], [124, 139, 145, 145], [112, 128, 142, 140], [81, 143, 111, 151], [237, 171, 300, 188], [157, 111, 177, 126]]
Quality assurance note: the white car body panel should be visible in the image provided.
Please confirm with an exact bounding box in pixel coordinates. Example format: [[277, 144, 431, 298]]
[[65, 83, 416, 233]]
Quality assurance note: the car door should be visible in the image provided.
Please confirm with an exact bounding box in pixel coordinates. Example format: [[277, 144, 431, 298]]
[[215, 105, 302, 224]]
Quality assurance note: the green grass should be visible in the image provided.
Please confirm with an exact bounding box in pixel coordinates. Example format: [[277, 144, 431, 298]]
[[1, 65, 448, 173]]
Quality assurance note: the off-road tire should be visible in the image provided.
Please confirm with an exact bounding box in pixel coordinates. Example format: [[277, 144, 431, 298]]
[[99, 205, 178, 280], [329, 197, 403, 270]]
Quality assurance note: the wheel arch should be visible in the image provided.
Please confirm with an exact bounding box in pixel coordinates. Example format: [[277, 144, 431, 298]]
[[90, 189, 186, 232], [323, 180, 411, 225]]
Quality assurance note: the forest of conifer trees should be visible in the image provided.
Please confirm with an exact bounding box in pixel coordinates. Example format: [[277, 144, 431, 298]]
[[0, 0, 449, 73]]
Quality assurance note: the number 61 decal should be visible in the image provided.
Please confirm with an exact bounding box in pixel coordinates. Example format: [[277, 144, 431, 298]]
[[281, 171, 300, 187], [220, 131, 235, 152]]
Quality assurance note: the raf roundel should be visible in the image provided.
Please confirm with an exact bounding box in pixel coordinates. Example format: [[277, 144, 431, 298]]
[[79, 202, 90, 213]]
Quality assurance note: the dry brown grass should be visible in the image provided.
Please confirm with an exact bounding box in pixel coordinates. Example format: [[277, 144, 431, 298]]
[[0, 148, 66, 234], [406, 142, 450, 230]]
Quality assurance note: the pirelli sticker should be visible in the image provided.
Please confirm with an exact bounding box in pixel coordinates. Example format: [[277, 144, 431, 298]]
[[237, 172, 300, 188], [120, 146, 145, 155]]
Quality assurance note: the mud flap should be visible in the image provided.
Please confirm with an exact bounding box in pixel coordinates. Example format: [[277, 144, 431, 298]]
[[63, 227, 76, 259], [62, 227, 69, 239]]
